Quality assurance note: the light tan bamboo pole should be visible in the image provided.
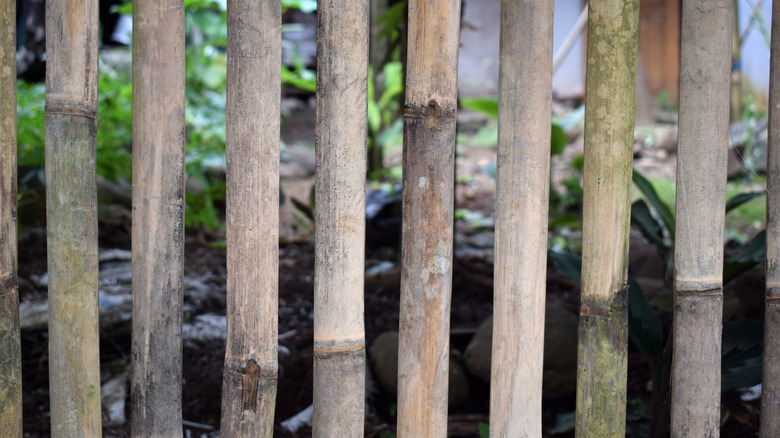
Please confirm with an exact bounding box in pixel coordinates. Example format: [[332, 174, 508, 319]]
[[397, 0, 460, 436], [220, 1, 281, 436], [312, 1, 369, 436], [44, 0, 102, 436], [575, 1, 639, 436], [761, 1, 780, 435], [672, 1, 732, 436], [489, 2, 553, 437], [130, 0, 186, 435], [0, 1, 22, 435]]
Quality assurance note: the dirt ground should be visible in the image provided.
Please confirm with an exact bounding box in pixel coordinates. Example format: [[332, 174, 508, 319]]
[[14, 106, 767, 437]]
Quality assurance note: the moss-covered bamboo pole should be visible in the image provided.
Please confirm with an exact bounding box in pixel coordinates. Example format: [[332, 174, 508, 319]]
[[44, 0, 102, 435], [130, 0, 186, 435], [489, 2, 553, 436], [575, 1, 639, 436], [671, 2, 732, 436], [397, 0, 460, 436], [0, 1, 22, 435], [312, 1, 369, 436], [761, 2, 780, 436], [220, 1, 281, 436]]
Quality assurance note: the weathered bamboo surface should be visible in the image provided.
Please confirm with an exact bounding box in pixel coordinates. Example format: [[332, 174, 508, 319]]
[[762, 1, 780, 435], [131, 1, 186, 436], [220, 0, 281, 436], [575, 1, 639, 436], [489, 1, 553, 436], [672, 1, 732, 436], [0, 1, 22, 435], [397, 0, 460, 436], [312, 1, 369, 436], [44, 0, 102, 436]]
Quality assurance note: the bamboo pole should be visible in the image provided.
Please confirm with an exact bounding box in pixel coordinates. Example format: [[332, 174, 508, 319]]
[[397, 0, 460, 436], [575, 1, 639, 436], [312, 1, 369, 436], [672, 1, 732, 436], [130, 1, 186, 436], [44, 0, 102, 436], [489, 2, 553, 436], [220, 1, 281, 436], [762, 2, 780, 435], [0, 1, 22, 435]]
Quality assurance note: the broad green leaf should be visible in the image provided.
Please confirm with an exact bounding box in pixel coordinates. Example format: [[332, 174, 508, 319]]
[[631, 200, 667, 248], [721, 320, 763, 391], [628, 276, 663, 360], [725, 190, 766, 213], [633, 170, 675, 236], [460, 97, 499, 118], [550, 123, 567, 156], [723, 229, 765, 283]]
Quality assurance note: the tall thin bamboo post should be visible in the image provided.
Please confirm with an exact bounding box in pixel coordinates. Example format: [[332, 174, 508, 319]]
[[761, 2, 780, 435], [0, 1, 22, 435], [312, 1, 369, 436], [575, 1, 639, 436], [489, 2, 553, 436], [220, 1, 281, 436], [44, 0, 102, 435], [131, 0, 186, 435], [397, 0, 460, 435], [672, 1, 732, 436]]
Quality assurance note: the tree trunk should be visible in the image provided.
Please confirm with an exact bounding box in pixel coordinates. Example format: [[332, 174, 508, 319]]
[[575, 1, 639, 436], [0, 1, 22, 435], [312, 1, 369, 436], [397, 0, 460, 436], [130, 1, 186, 436], [44, 0, 102, 436], [762, 1, 780, 435], [219, 1, 281, 436], [672, 1, 732, 436], [489, 2, 553, 436]]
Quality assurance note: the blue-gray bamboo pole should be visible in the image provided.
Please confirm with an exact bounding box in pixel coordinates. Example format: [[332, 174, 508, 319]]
[[575, 1, 639, 436], [397, 0, 460, 436], [312, 1, 369, 436], [44, 0, 102, 435], [130, 1, 186, 435], [672, 1, 732, 436], [489, 1, 553, 436], [0, 0, 22, 435], [220, 0, 281, 436], [762, 1, 780, 435]]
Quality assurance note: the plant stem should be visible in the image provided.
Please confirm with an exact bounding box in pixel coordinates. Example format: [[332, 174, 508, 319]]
[[761, 1, 780, 436], [45, 0, 102, 436], [575, 1, 639, 436], [0, 0, 22, 435], [397, 0, 460, 436], [672, 1, 732, 435], [313, 1, 369, 436], [130, 1, 186, 435], [489, 1, 553, 436], [220, 1, 281, 436]]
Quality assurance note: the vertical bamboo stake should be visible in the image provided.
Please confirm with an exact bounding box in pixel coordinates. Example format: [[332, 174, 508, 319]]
[[672, 1, 732, 436], [575, 1, 639, 436], [489, 2, 553, 436], [312, 1, 369, 436], [0, 1, 22, 435], [44, 0, 102, 436], [397, 0, 460, 436], [220, 0, 281, 436], [130, 1, 186, 435], [761, 2, 780, 435]]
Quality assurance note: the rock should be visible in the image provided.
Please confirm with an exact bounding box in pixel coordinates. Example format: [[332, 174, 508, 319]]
[[101, 372, 129, 427], [463, 300, 579, 398], [368, 331, 471, 409]]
